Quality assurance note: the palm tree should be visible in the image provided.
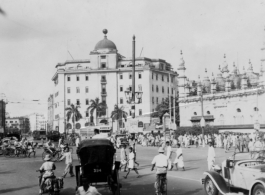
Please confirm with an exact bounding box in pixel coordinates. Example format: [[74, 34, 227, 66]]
[[87, 98, 107, 125], [110, 104, 128, 132], [65, 104, 82, 133]]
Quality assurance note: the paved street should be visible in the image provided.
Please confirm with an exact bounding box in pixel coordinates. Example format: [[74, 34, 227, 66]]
[[0, 144, 242, 195]]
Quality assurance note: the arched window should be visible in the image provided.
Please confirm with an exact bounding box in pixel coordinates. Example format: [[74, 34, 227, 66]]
[[194, 112, 197, 116], [220, 114, 224, 125], [254, 107, 259, 111], [237, 108, 241, 112], [207, 111, 210, 115]]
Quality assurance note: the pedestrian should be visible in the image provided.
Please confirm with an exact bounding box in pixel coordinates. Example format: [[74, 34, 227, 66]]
[[123, 147, 140, 179], [248, 138, 254, 159], [239, 134, 244, 152], [165, 141, 173, 170], [75, 177, 101, 195], [207, 142, 215, 171], [245, 134, 250, 152], [120, 144, 128, 172], [151, 147, 168, 195], [173, 143, 185, 171], [59, 147, 75, 178], [75, 135, 80, 147]]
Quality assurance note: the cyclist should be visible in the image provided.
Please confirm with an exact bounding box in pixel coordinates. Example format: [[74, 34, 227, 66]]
[[45, 139, 55, 154], [151, 147, 168, 195]]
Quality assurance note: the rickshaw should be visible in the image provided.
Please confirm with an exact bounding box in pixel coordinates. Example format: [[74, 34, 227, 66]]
[[75, 139, 121, 195]]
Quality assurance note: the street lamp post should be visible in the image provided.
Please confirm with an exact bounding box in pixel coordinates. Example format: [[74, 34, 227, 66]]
[[0, 93, 7, 137], [124, 35, 143, 119]]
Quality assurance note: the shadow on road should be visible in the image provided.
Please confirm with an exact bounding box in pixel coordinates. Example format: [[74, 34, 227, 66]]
[[0, 184, 38, 194], [0, 169, 16, 174]]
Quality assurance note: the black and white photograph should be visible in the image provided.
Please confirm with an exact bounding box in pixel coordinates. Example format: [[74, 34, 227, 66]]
[[0, 0, 265, 195]]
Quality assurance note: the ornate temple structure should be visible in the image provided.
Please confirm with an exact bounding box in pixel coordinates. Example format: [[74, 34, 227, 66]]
[[178, 28, 265, 132]]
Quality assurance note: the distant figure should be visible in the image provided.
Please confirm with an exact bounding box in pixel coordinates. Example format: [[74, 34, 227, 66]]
[[173, 143, 185, 171], [207, 142, 215, 171], [123, 147, 140, 179], [75, 178, 101, 195], [59, 147, 75, 178]]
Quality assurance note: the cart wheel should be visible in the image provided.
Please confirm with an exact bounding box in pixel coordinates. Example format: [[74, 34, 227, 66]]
[[253, 184, 265, 195], [204, 176, 218, 195]]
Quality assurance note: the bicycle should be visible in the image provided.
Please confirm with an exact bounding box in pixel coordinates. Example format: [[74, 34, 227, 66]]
[[42, 148, 61, 161]]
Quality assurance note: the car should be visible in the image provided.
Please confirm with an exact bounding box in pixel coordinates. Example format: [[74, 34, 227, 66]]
[[115, 134, 129, 147], [202, 151, 265, 195]]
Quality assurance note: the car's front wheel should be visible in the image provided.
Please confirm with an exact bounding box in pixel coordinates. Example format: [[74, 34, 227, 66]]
[[253, 184, 265, 195], [204, 176, 219, 195]]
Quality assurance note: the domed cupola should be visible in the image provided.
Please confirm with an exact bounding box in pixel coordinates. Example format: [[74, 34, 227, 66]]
[[177, 50, 186, 70], [94, 29, 117, 51], [211, 72, 216, 83], [221, 54, 229, 74], [230, 62, 241, 89], [216, 65, 225, 91], [247, 59, 253, 73]]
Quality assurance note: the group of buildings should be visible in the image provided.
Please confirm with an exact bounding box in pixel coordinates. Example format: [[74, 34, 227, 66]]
[[47, 28, 265, 134]]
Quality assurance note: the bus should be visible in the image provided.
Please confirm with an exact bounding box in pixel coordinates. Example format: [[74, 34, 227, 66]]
[[78, 125, 112, 140], [32, 130, 47, 140]]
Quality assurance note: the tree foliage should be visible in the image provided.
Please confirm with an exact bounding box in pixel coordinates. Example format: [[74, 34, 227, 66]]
[[87, 97, 107, 125], [65, 104, 82, 130], [151, 97, 179, 126], [110, 104, 128, 128]]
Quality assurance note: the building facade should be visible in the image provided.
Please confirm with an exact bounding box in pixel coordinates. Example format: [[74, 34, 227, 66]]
[[28, 113, 47, 131], [50, 30, 178, 133], [47, 94, 54, 131], [179, 28, 265, 132], [5, 117, 30, 133]]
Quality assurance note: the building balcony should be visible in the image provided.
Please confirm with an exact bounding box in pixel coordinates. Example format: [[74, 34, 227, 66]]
[[101, 79, 107, 83], [101, 91, 107, 96]]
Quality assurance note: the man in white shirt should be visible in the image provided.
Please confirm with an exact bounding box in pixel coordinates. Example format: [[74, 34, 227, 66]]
[[76, 178, 101, 195], [59, 147, 74, 178], [92, 129, 106, 139], [207, 142, 215, 171], [151, 147, 168, 195]]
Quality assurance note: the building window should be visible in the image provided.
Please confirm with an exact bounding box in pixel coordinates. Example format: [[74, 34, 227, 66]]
[[139, 73, 142, 79], [152, 73, 154, 79], [152, 97, 154, 104], [120, 74, 123, 79], [101, 55, 106, 59], [152, 85, 154, 92], [254, 107, 259, 111], [120, 86, 123, 92], [85, 87, 89, 93], [120, 98, 123, 104], [86, 99, 89, 105], [139, 109, 142, 116], [129, 110, 132, 116], [156, 74, 158, 80], [129, 74, 132, 79], [76, 87, 80, 93], [237, 108, 241, 113], [76, 75, 79, 81], [100, 62, 106, 69], [156, 86, 159, 92], [102, 96, 106, 104], [138, 84, 142, 91], [194, 112, 197, 115], [76, 99, 80, 105], [167, 76, 169, 82], [162, 75, 164, 81], [67, 99, 70, 105], [207, 111, 210, 115], [129, 85, 132, 91], [156, 97, 158, 104], [102, 84, 106, 94], [101, 75, 106, 82], [67, 87, 71, 93], [162, 86, 164, 93], [86, 112, 89, 117], [67, 76, 70, 81], [85, 75, 89, 81]]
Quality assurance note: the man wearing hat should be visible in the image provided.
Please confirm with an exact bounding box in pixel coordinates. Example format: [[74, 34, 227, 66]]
[[151, 147, 168, 195], [39, 154, 56, 194]]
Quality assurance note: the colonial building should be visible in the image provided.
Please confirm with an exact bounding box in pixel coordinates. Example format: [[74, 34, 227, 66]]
[[49, 29, 178, 133], [47, 94, 54, 131], [178, 28, 265, 132], [27, 113, 47, 131]]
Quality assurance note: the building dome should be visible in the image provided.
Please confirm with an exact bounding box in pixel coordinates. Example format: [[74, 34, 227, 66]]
[[216, 65, 225, 91], [94, 29, 117, 50], [221, 54, 229, 73]]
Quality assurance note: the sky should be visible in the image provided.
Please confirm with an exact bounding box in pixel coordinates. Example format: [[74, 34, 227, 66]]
[[0, 0, 265, 118]]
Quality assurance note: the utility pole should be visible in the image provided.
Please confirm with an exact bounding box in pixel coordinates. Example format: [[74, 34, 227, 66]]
[[132, 35, 136, 119]]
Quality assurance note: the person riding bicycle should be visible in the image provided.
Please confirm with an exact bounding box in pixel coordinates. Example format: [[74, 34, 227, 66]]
[[39, 154, 56, 194], [151, 147, 168, 195], [45, 140, 55, 154]]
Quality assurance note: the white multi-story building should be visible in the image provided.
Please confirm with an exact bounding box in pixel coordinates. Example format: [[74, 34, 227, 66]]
[[49, 29, 178, 133], [178, 27, 265, 132], [28, 113, 47, 131]]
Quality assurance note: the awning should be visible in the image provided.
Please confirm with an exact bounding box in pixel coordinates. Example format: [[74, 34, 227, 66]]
[[190, 115, 215, 122]]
